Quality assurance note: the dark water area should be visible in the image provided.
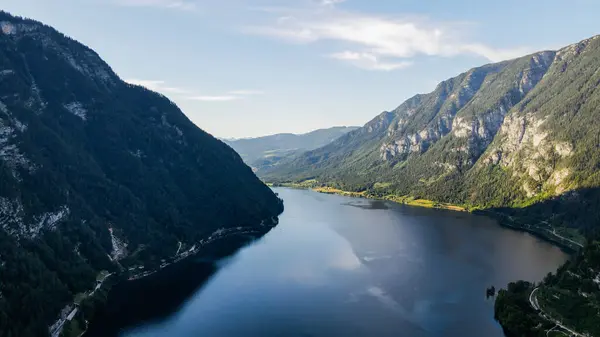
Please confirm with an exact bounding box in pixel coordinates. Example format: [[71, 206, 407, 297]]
[[88, 188, 568, 337]]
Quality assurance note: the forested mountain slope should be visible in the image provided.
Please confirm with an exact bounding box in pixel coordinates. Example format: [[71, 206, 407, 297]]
[[495, 240, 600, 337], [263, 35, 600, 233], [224, 126, 358, 171], [0, 11, 282, 337]]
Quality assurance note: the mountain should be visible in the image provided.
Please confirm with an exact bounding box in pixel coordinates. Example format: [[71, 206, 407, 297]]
[[224, 126, 359, 171], [0, 11, 282, 337], [263, 35, 600, 237], [262, 34, 600, 336]]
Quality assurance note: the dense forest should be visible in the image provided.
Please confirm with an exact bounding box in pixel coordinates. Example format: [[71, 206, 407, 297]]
[[0, 11, 283, 337], [494, 281, 550, 337], [493, 189, 600, 335], [495, 241, 600, 336]]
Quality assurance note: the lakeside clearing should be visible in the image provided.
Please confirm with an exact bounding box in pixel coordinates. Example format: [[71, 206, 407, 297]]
[[270, 182, 467, 212]]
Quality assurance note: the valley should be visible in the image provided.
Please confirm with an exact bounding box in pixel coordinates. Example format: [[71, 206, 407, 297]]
[[81, 188, 569, 337], [1, 3, 599, 337], [224, 126, 358, 171]]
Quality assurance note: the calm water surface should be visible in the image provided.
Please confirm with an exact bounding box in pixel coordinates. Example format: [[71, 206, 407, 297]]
[[121, 188, 568, 337]]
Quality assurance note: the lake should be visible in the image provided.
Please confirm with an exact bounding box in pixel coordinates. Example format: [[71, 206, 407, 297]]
[[89, 187, 568, 337]]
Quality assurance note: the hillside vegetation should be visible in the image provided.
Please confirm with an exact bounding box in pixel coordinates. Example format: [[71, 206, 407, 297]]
[[0, 11, 282, 337], [496, 241, 600, 336], [263, 35, 600, 239]]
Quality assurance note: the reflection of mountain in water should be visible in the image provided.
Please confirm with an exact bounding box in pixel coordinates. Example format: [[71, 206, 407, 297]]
[[84, 236, 256, 337], [343, 200, 389, 210]]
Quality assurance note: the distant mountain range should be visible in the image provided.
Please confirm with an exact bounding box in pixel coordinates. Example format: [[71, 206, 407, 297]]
[[0, 11, 282, 337], [224, 126, 359, 171]]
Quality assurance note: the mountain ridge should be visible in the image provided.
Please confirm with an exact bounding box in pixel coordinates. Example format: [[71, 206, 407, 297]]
[[0, 10, 282, 337], [224, 126, 359, 171], [263, 34, 600, 236], [225, 125, 357, 141]]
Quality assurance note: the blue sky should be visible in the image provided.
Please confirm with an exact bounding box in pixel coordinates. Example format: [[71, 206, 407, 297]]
[[2, 0, 599, 138]]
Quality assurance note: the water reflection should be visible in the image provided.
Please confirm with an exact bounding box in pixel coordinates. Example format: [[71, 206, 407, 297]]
[[92, 188, 569, 337], [343, 200, 390, 210]]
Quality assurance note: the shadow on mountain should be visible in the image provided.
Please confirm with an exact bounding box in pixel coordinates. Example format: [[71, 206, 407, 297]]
[[478, 187, 600, 252], [84, 235, 258, 337]]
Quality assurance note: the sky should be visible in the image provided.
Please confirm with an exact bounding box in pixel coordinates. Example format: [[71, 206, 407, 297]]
[[2, 0, 599, 138]]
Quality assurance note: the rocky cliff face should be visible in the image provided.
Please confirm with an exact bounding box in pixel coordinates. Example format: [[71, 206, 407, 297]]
[[0, 11, 282, 337], [477, 36, 600, 199], [380, 65, 497, 161], [263, 35, 600, 209], [381, 50, 555, 168]]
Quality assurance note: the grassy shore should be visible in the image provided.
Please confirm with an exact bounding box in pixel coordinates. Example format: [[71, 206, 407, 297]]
[[268, 181, 585, 250], [271, 182, 467, 212], [382, 194, 467, 212]]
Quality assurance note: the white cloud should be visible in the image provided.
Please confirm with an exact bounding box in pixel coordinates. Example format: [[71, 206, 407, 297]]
[[458, 44, 532, 63], [113, 0, 197, 11], [186, 95, 241, 102], [125, 79, 191, 94], [162, 87, 192, 94], [244, 25, 317, 43], [186, 90, 265, 102], [319, 0, 347, 7], [125, 79, 166, 91], [228, 90, 265, 95], [329, 51, 412, 71], [245, 8, 530, 70], [126, 79, 264, 103]]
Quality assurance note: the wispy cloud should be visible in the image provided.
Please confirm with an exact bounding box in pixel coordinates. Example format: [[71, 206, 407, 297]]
[[329, 51, 413, 71], [112, 0, 197, 11], [186, 90, 265, 102], [125, 79, 191, 94], [162, 86, 192, 94], [126, 79, 264, 103], [318, 0, 347, 7], [245, 6, 531, 71], [126, 79, 165, 90], [186, 95, 240, 102], [228, 90, 265, 95]]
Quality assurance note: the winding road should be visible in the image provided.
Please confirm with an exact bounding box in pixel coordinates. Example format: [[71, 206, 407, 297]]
[[529, 287, 585, 337], [50, 272, 113, 337], [550, 229, 584, 248]]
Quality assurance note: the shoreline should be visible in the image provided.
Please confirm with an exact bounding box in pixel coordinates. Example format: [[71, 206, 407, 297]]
[[61, 215, 282, 337], [270, 184, 468, 212], [267, 183, 471, 213], [126, 219, 279, 282], [475, 210, 583, 253], [316, 187, 467, 212], [270, 184, 584, 253]]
